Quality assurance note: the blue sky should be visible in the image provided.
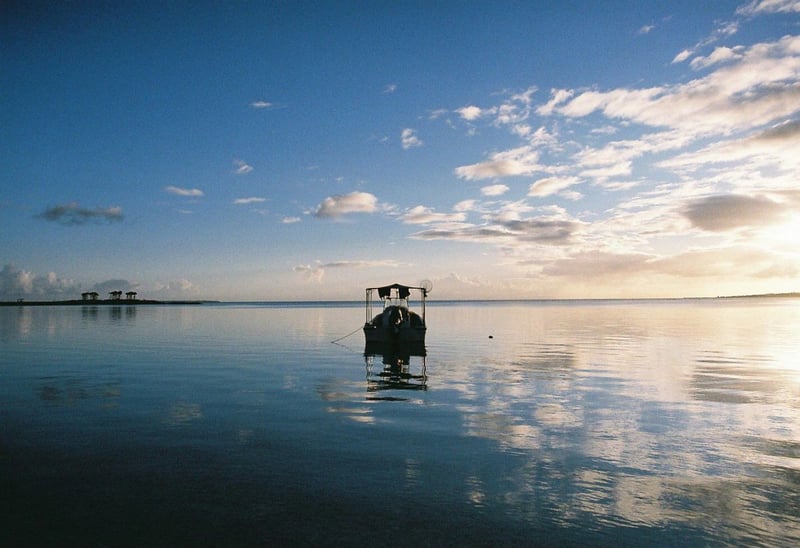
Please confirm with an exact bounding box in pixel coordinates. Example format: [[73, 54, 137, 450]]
[[2, 0, 799, 300]]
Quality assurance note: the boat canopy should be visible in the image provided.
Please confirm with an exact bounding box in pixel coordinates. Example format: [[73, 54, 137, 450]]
[[367, 283, 426, 300]]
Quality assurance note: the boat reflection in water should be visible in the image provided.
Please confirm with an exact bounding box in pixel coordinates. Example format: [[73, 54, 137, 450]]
[[364, 341, 427, 398]]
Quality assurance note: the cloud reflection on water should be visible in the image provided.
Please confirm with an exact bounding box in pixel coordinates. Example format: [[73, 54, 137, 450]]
[[2, 300, 798, 545], [416, 301, 800, 542]]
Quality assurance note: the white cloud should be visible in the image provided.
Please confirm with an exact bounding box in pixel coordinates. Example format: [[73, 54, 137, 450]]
[[536, 88, 574, 115], [737, 0, 800, 15], [455, 145, 542, 180], [282, 216, 301, 224], [638, 24, 655, 35], [233, 197, 266, 205], [553, 36, 800, 138], [457, 105, 486, 121], [658, 118, 800, 175], [579, 161, 632, 181], [560, 190, 584, 201], [454, 199, 478, 212], [165, 186, 204, 197], [293, 259, 400, 281], [233, 159, 253, 175], [0, 263, 79, 300], [481, 184, 510, 196], [152, 278, 196, 297], [411, 206, 582, 247], [251, 100, 273, 108], [672, 49, 693, 64], [689, 46, 744, 70], [495, 86, 537, 126], [383, 83, 398, 94], [399, 206, 467, 225], [293, 264, 325, 282], [512, 124, 532, 137], [320, 259, 400, 269], [591, 126, 617, 135], [314, 191, 379, 218], [401, 128, 423, 149], [528, 176, 582, 198], [421, 19, 800, 296]]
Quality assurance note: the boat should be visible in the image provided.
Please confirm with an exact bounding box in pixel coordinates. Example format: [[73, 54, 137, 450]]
[[363, 282, 429, 344]]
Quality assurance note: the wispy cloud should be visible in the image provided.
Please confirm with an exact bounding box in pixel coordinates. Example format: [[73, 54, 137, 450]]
[[282, 216, 301, 224], [454, 199, 478, 212], [737, 0, 800, 15], [38, 202, 123, 225], [399, 206, 467, 225], [313, 191, 379, 219], [233, 197, 266, 205], [552, 35, 800, 137], [165, 186, 204, 197], [401, 128, 423, 149], [250, 100, 273, 109], [455, 145, 543, 180], [658, 118, 800, 175], [293, 259, 400, 281], [689, 45, 744, 70], [528, 177, 582, 198], [411, 207, 582, 247], [233, 159, 253, 175], [383, 83, 397, 94], [536, 88, 574, 116], [152, 278, 196, 297]]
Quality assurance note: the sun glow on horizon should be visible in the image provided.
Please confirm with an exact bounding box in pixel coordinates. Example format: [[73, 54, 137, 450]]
[[761, 214, 800, 249]]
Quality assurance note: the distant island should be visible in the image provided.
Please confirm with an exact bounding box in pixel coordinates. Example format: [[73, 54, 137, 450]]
[[0, 289, 219, 307], [0, 299, 214, 307]]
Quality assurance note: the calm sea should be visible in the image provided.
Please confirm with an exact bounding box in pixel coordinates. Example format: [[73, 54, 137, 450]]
[[1, 299, 799, 546]]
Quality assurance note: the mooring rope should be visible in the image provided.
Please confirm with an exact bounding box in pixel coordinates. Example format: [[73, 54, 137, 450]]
[[330, 325, 363, 344]]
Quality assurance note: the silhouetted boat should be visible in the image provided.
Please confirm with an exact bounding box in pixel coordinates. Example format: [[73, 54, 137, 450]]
[[363, 283, 428, 344]]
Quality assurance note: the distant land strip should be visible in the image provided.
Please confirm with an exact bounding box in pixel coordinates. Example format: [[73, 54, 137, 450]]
[[1, 293, 798, 306], [0, 299, 216, 307], [716, 292, 800, 299]]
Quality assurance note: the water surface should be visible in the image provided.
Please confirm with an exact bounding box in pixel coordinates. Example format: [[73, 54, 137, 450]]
[[1, 300, 799, 546]]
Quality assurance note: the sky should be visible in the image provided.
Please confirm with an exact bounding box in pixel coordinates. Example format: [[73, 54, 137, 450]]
[[2, 0, 799, 301]]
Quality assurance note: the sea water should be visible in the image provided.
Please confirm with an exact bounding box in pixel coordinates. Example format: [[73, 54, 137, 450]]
[[1, 299, 798, 546]]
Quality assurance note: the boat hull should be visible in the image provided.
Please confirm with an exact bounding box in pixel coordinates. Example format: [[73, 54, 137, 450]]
[[363, 324, 426, 344]]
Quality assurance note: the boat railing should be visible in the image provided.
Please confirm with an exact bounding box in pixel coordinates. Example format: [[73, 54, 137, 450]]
[[365, 284, 426, 325]]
